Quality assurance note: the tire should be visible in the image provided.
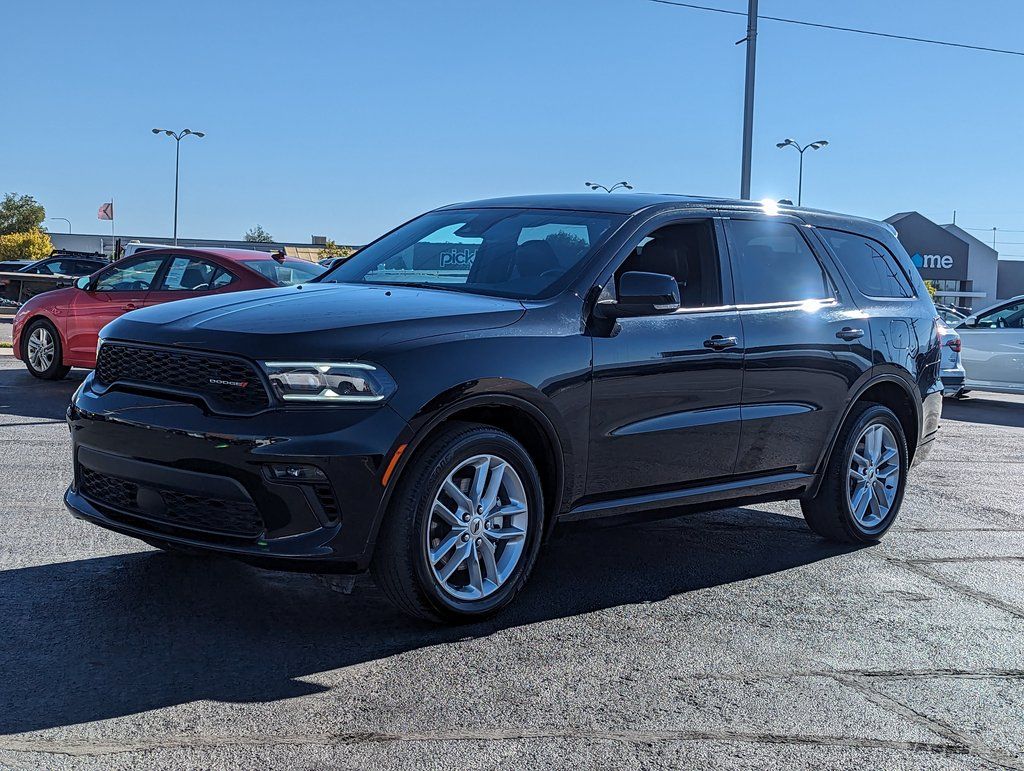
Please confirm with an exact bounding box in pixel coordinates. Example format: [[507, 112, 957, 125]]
[[372, 422, 545, 623], [23, 318, 71, 380], [801, 403, 909, 543]]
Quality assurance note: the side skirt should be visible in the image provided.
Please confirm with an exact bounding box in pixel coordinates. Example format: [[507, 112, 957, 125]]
[[558, 472, 814, 523]]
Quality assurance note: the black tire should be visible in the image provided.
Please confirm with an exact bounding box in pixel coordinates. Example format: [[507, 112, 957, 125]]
[[372, 422, 545, 623], [22, 318, 71, 380], [801, 403, 909, 543]]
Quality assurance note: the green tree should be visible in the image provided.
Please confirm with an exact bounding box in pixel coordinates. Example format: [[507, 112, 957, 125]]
[[318, 239, 354, 261], [924, 280, 937, 300], [0, 228, 53, 262], [0, 193, 46, 236], [244, 224, 274, 243]]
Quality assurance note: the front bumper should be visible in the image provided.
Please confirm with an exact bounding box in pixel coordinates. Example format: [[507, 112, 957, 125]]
[[66, 373, 411, 572]]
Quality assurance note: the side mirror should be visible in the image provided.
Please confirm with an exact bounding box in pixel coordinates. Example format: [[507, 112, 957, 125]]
[[595, 271, 681, 319], [75, 276, 92, 290]]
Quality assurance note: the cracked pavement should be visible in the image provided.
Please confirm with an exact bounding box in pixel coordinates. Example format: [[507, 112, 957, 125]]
[[0, 356, 1022, 770]]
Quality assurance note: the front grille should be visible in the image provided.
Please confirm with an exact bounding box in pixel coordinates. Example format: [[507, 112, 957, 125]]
[[95, 343, 270, 413], [80, 466, 264, 538]]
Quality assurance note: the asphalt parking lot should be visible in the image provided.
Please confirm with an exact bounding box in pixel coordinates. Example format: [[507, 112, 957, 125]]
[[0, 352, 1022, 770]]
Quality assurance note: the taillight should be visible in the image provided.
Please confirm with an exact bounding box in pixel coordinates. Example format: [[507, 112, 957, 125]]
[[946, 337, 962, 353]]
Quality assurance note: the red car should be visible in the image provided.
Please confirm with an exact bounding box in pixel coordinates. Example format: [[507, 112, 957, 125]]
[[13, 247, 325, 379]]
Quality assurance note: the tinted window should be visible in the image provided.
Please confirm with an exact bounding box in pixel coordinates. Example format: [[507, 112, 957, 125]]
[[323, 208, 626, 300], [974, 300, 1024, 329], [820, 229, 913, 298], [617, 221, 722, 308], [159, 257, 232, 291], [94, 257, 165, 291], [727, 220, 829, 305]]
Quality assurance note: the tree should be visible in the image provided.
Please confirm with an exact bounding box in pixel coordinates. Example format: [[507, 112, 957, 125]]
[[0, 193, 46, 236], [318, 239, 354, 261], [545, 231, 588, 260], [244, 224, 274, 243], [0, 228, 53, 262], [924, 280, 937, 300]]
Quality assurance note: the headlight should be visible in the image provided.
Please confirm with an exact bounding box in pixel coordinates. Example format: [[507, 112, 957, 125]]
[[261, 361, 397, 403]]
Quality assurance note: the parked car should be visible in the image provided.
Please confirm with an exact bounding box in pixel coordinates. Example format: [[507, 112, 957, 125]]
[[955, 295, 1024, 395], [935, 303, 966, 325], [0, 260, 33, 272], [1, 254, 111, 305], [65, 194, 943, 623], [937, 320, 965, 397], [12, 247, 325, 379]]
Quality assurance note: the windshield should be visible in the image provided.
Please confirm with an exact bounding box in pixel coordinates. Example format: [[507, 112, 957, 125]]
[[320, 208, 626, 299], [242, 259, 326, 286]]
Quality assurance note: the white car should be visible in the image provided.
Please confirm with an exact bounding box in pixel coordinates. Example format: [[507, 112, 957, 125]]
[[955, 295, 1024, 396], [937, 320, 966, 397]]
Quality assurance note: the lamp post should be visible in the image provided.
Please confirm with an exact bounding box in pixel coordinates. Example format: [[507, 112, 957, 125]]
[[585, 181, 633, 193], [47, 217, 72, 233], [776, 138, 828, 206], [151, 128, 205, 244]]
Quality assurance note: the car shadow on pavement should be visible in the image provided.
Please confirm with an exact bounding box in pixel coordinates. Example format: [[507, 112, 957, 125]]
[[0, 364, 86, 423], [940, 395, 1024, 429], [0, 507, 862, 735]]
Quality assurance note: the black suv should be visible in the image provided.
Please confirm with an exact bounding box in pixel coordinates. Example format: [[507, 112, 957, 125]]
[[66, 194, 943, 622]]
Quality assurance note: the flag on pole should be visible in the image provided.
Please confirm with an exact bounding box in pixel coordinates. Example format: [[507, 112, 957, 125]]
[[97, 202, 114, 220]]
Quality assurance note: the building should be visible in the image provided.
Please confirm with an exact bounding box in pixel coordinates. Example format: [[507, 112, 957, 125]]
[[885, 212, 1024, 310], [997, 259, 1024, 302], [46, 232, 351, 263]]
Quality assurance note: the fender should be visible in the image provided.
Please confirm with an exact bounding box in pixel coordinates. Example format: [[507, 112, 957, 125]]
[[806, 369, 922, 497], [13, 309, 68, 365], [368, 383, 572, 556]]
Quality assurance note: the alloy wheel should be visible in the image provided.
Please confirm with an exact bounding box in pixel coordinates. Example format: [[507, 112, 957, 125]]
[[847, 423, 900, 529], [425, 453, 529, 601], [27, 327, 55, 372]]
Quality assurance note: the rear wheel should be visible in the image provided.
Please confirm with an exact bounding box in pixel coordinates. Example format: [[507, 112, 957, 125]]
[[23, 319, 70, 380], [373, 422, 545, 623], [801, 403, 908, 543]]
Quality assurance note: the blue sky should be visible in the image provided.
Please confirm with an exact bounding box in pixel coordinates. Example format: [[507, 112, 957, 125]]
[[5, 0, 1024, 252]]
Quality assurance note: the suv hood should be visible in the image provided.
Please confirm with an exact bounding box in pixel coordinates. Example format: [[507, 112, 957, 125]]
[[103, 283, 526, 359]]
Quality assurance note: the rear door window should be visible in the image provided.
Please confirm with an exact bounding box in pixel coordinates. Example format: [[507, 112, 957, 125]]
[[725, 219, 831, 305], [819, 229, 913, 298], [159, 256, 233, 291]]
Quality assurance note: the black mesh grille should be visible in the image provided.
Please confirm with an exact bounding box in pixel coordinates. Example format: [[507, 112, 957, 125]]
[[80, 466, 264, 538], [95, 343, 270, 413]]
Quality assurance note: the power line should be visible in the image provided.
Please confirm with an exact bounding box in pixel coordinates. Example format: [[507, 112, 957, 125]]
[[647, 0, 1024, 57]]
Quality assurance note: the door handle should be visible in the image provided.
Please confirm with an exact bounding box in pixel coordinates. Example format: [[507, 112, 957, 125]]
[[704, 335, 739, 351], [121, 302, 139, 311], [836, 327, 865, 341]]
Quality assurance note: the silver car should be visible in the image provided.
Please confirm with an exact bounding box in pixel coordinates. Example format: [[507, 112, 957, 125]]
[[937, 319, 966, 398], [956, 295, 1024, 396]]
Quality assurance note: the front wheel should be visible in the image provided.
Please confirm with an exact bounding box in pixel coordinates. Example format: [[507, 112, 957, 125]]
[[801, 403, 909, 543], [23, 319, 71, 380], [372, 423, 545, 623]]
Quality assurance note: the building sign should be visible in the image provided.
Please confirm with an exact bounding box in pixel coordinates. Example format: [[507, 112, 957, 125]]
[[885, 212, 968, 281], [911, 252, 955, 270]]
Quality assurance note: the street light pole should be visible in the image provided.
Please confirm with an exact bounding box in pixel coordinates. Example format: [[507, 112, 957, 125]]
[[585, 181, 633, 193], [739, 0, 758, 200], [152, 128, 205, 245], [775, 138, 828, 206], [47, 217, 72, 233]]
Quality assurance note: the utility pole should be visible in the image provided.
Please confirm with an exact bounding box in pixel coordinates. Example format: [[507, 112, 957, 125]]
[[739, 0, 758, 199]]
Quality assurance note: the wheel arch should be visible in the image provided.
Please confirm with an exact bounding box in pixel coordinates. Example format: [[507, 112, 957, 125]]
[[19, 312, 68, 365], [809, 373, 921, 497], [371, 387, 572, 556]]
